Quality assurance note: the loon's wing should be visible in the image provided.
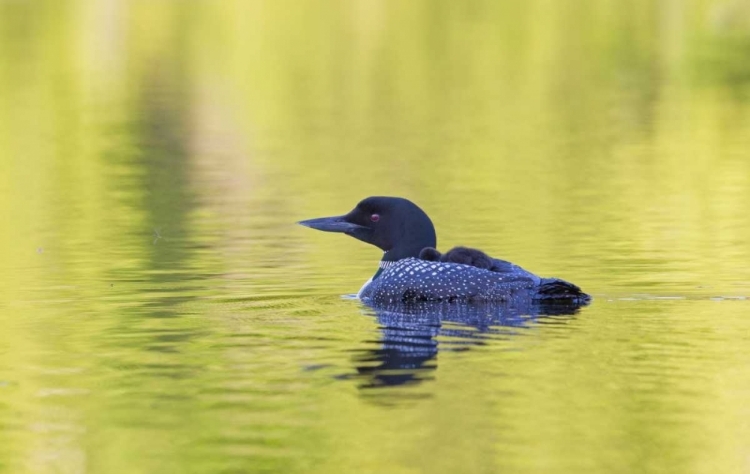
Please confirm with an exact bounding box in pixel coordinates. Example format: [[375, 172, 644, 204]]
[[489, 258, 541, 283], [537, 278, 590, 302], [360, 258, 537, 303], [360, 258, 590, 304], [492, 258, 590, 303]]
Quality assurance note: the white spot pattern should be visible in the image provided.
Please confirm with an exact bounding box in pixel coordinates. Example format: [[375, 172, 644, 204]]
[[359, 258, 538, 303]]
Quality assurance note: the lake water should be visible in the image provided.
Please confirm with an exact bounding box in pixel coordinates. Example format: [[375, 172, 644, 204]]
[[1, 1, 750, 473]]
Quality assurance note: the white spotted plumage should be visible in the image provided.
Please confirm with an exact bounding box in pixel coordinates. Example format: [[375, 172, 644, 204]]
[[358, 258, 539, 303]]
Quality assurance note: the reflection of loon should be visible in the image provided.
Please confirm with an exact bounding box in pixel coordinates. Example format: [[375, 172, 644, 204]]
[[299, 196, 590, 304], [352, 300, 584, 389]]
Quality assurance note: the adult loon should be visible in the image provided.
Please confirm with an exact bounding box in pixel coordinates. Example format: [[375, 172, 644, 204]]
[[299, 196, 590, 305]]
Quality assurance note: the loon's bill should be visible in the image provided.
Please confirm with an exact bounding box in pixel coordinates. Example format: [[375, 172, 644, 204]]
[[298, 215, 366, 234], [298, 196, 590, 305]]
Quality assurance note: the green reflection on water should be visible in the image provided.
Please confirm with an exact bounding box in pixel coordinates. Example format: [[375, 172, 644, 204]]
[[1, 1, 750, 473]]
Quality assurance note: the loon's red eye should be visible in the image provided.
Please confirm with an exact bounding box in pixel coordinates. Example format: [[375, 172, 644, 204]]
[[370, 214, 380, 222]]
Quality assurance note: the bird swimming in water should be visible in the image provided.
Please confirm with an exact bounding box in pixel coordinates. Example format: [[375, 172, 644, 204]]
[[298, 196, 590, 305]]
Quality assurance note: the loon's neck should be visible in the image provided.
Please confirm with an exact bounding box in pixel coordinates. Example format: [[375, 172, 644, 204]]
[[382, 241, 434, 262], [376, 237, 435, 279], [372, 258, 401, 280]]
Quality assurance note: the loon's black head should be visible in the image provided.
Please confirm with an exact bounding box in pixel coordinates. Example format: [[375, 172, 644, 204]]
[[298, 196, 437, 261]]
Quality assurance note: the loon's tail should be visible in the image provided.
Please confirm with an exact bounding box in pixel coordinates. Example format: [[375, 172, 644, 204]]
[[537, 278, 591, 304]]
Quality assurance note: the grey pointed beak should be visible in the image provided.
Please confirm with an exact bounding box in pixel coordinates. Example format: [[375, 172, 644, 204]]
[[298, 215, 367, 234]]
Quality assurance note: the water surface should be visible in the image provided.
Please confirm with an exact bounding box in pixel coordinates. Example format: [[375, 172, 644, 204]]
[[1, 1, 750, 473]]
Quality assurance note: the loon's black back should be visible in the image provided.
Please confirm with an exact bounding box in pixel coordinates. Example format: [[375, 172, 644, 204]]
[[358, 258, 588, 305], [298, 196, 590, 305]]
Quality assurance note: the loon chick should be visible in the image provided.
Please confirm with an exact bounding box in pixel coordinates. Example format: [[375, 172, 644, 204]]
[[298, 196, 590, 305], [419, 246, 498, 271]]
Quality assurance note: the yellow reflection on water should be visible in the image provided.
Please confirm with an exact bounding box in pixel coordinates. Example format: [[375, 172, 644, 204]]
[[1, 1, 750, 473]]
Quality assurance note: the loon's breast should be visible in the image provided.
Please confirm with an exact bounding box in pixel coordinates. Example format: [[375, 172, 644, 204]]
[[358, 258, 540, 304]]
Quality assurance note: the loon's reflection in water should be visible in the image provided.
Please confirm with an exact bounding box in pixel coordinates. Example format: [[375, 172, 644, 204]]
[[351, 301, 586, 390]]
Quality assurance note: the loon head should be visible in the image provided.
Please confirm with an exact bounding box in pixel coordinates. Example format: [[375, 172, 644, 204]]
[[298, 196, 437, 261]]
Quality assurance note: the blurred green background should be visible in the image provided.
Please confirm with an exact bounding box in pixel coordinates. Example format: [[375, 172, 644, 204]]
[[1, 1, 750, 473]]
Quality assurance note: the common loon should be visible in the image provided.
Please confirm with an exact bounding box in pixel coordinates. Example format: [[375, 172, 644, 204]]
[[299, 196, 590, 305]]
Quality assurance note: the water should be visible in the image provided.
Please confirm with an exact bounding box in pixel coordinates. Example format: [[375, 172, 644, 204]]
[[2, 1, 750, 473]]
